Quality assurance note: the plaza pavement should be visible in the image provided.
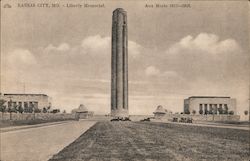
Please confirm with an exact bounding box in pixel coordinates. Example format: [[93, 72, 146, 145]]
[[0, 120, 96, 161]]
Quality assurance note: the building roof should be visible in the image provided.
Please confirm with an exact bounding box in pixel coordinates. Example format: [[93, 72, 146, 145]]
[[4, 94, 48, 97], [188, 96, 230, 99], [153, 105, 166, 114], [113, 8, 126, 14], [75, 104, 88, 113]]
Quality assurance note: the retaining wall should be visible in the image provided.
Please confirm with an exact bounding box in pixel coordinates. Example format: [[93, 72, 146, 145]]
[[0, 113, 75, 121], [155, 114, 240, 122]]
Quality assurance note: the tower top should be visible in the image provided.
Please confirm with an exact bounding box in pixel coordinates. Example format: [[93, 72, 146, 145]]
[[113, 8, 126, 13]]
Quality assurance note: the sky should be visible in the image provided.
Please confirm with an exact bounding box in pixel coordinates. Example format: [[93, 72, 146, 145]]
[[1, 0, 249, 116]]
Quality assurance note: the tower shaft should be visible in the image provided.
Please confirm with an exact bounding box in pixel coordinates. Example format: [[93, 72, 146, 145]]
[[111, 8, 128, 117]]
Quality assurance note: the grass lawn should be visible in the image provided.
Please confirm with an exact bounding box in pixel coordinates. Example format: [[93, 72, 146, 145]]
[[49, 121, 250, 161]]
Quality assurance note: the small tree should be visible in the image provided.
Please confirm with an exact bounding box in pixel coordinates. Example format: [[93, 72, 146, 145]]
[[0, 99, 6, 111], [13, 104, 18, 113], [192, 110, 196, 115], [47, 106, 51, 112], [223, 106, 229, 114], [42, 107, 47, 113], [24, 104, 29, 113], [7, 100, 14, 120], [28, 103, 34, 113], [204, 109, 208, 115], [218, 107, 223, 114], [34, 108, 41, 113], [209, 108, 213, 115], [18, 105, 24, 114], [51, 109, 60, 114], [199, 109, 203, 115], [244, 110, 248, 115], [0, 99, 7, 118]]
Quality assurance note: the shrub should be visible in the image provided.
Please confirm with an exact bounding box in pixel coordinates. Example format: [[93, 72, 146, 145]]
[[42, 107, 47, 113], [0, 99, 6, 113], [34, 108, 41, 113], [18, 106, 24, 113]]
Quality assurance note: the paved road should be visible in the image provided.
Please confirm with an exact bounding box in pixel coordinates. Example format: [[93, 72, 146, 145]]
[[0, 120, 96, 161], [1, 120, 72, 133]]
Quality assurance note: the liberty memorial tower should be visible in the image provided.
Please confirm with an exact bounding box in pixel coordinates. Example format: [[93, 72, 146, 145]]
[[111, 8, 128, 117]]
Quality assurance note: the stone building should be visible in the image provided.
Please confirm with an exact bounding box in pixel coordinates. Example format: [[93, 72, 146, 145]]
[[184, 96, 236, 115], [0, 93, 51, 110], [71, 104, 94, 119], [153, 105, 166, 119], [153, 105, 173, 119]]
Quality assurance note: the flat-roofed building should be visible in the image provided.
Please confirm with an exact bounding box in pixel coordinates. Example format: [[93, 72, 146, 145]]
[[1, 93, 51, 110], [184, 96, 236, 115]]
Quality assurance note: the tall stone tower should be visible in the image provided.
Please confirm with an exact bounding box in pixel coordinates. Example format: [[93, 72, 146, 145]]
[[111, 8, 128, 118]]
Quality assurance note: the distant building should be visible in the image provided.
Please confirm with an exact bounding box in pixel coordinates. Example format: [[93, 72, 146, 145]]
[[0, 93, 51, 110], [153, 105, 172, 119], [184, 96, 236, 115], [72, 104, 94, 119]]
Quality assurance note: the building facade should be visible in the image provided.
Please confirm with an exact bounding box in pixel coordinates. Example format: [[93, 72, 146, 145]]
[[111, 8, 129, 117], [1, 93, 51, 110], [184, 96, 236, 115]]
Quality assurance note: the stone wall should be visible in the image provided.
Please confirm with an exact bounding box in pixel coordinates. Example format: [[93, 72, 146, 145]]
[[155, 113, 240, 122], [0, 113, 75, 121]]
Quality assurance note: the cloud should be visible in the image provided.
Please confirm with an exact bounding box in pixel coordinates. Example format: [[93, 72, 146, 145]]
[[81, 35, 111, 54], [167, 33, 241, 55], [128, 40, 142, 57], [81, 35, 142, 57], [163, 71, 179, 78], [145, 66, 181, 79], [6, 49, 37, 69], [45, 43, 70, 52], [3, 49, 39, 89], [145, 66, 160, 76]]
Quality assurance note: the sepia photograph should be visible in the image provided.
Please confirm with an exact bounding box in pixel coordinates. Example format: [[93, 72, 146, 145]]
[[0, 0, 249, 160]]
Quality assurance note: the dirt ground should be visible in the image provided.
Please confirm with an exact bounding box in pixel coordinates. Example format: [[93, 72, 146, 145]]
[[49, 121, 250, 161]]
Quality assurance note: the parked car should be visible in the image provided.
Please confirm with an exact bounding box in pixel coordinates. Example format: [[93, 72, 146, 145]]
[[140, 118, 150, 122], [178, 117, 193, 123], [122, 117, 131, 121], [172, 117, 178, 122], [187, 118, 193, 123], [111, 117, 131, 122], [179, 117, 189, 123], [110, 118, 120, 121]]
